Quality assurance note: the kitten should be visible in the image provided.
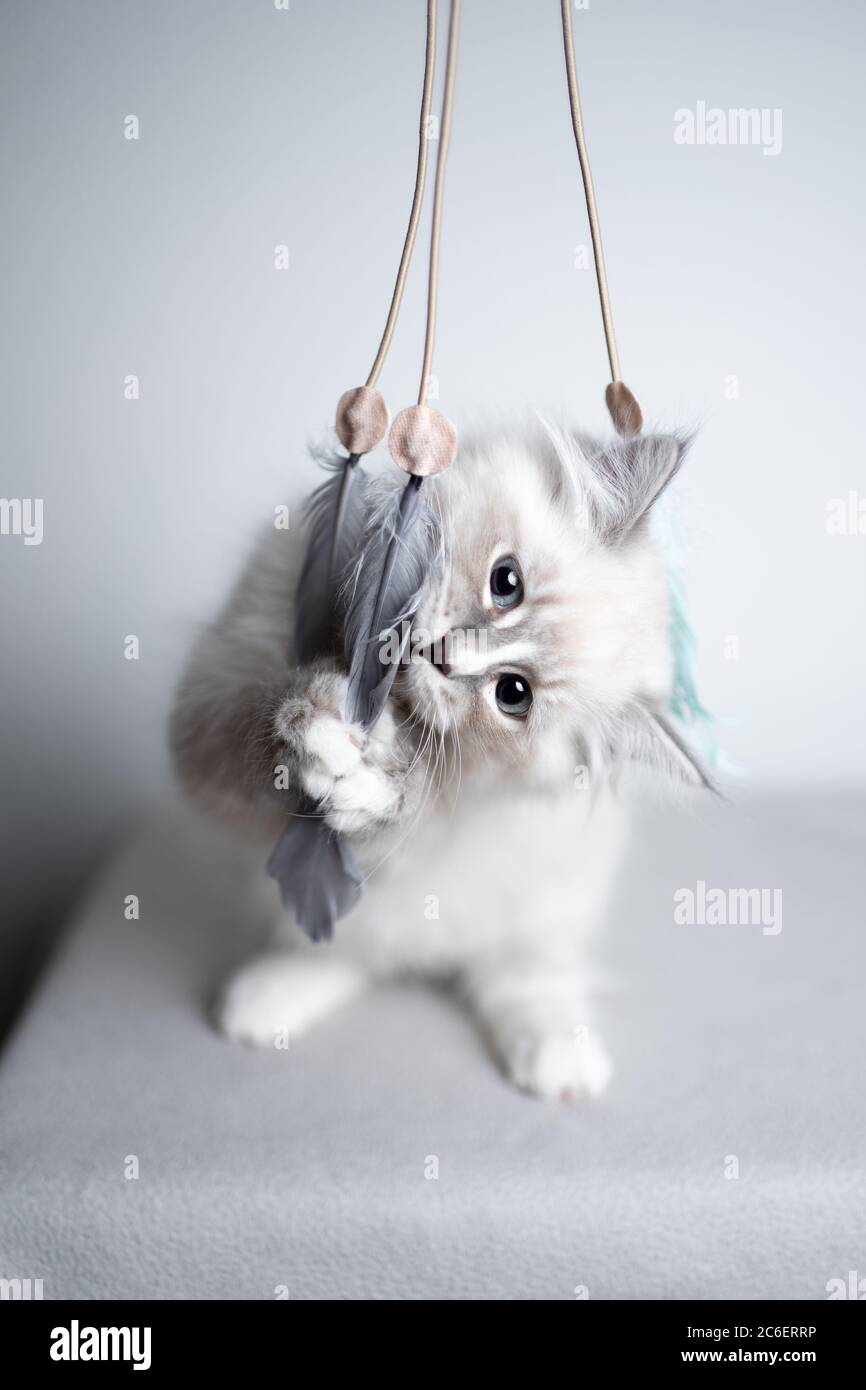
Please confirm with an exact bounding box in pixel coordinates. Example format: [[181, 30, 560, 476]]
[[171, 418, 710, 1099]]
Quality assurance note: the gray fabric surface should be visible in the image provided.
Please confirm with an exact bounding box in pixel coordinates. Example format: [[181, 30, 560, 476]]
[[1, 794, 864, 1300]]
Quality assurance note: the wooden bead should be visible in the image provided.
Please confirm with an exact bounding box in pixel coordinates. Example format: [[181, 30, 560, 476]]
[[388, 405, 457, 477], [605, 380, 643, 437], [335, 387, 389, 455]]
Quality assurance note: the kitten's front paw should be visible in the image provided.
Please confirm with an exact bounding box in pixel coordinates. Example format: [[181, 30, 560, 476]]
[[216, 952, 366, 1046], [502, 1029, 613, 1101], [276, 672, 401, 834]]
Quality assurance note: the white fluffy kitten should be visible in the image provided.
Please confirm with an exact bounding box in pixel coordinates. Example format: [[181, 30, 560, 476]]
[[171, 418, 709, 1099]]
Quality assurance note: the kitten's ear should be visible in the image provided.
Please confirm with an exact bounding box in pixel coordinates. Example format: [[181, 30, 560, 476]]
[[623, 700, 716, 791], [537, 417, 693, 544], [586, 432, 691, 542]]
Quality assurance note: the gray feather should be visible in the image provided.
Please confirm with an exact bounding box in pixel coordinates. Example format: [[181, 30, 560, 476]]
[[267, 817, 363, 943], [270, 449, 369, 943], [293, 454, 368, 665], [343, 477, 439, 729]]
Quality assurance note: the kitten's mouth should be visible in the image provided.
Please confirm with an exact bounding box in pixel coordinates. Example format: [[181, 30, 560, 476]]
[[397, 652, 451, 732], [414, 645, 450, 678]]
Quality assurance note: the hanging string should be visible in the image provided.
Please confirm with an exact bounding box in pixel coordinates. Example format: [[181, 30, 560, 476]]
[[560, 0, 619, 380], [336, 1, 440, 457], [366, 1, 438, 390], [417, 0, 461, 406], [560, 0, 642, 435], [387, 0, 461, 475]]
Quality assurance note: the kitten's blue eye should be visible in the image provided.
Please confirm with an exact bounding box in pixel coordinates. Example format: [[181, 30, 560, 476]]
[[490, 556, 523, 609], [495, 674, 532, 717]]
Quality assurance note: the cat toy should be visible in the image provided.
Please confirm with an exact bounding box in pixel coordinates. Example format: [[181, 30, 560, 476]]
[[270, 0, 710, 941], [268, 0, 461, 940]]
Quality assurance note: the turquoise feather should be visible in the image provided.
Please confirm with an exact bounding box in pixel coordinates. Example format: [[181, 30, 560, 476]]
[[652, 496, 718, 766]]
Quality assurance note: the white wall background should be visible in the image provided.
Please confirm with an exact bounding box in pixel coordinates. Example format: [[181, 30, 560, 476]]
[[2, 0, 864, 1023]]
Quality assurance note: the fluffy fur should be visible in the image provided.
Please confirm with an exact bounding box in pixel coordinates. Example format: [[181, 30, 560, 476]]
[[171, 418, 709, 1099]]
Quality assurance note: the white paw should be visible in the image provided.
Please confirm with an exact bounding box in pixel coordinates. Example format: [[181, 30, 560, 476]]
[[323, 763, 401, 833], [300, 734, 401, 833], [304, 712, 364, 777], [502, 1029, 613, 1101], [280, 684, 401, 833], [216, 953, 364, 1048]]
